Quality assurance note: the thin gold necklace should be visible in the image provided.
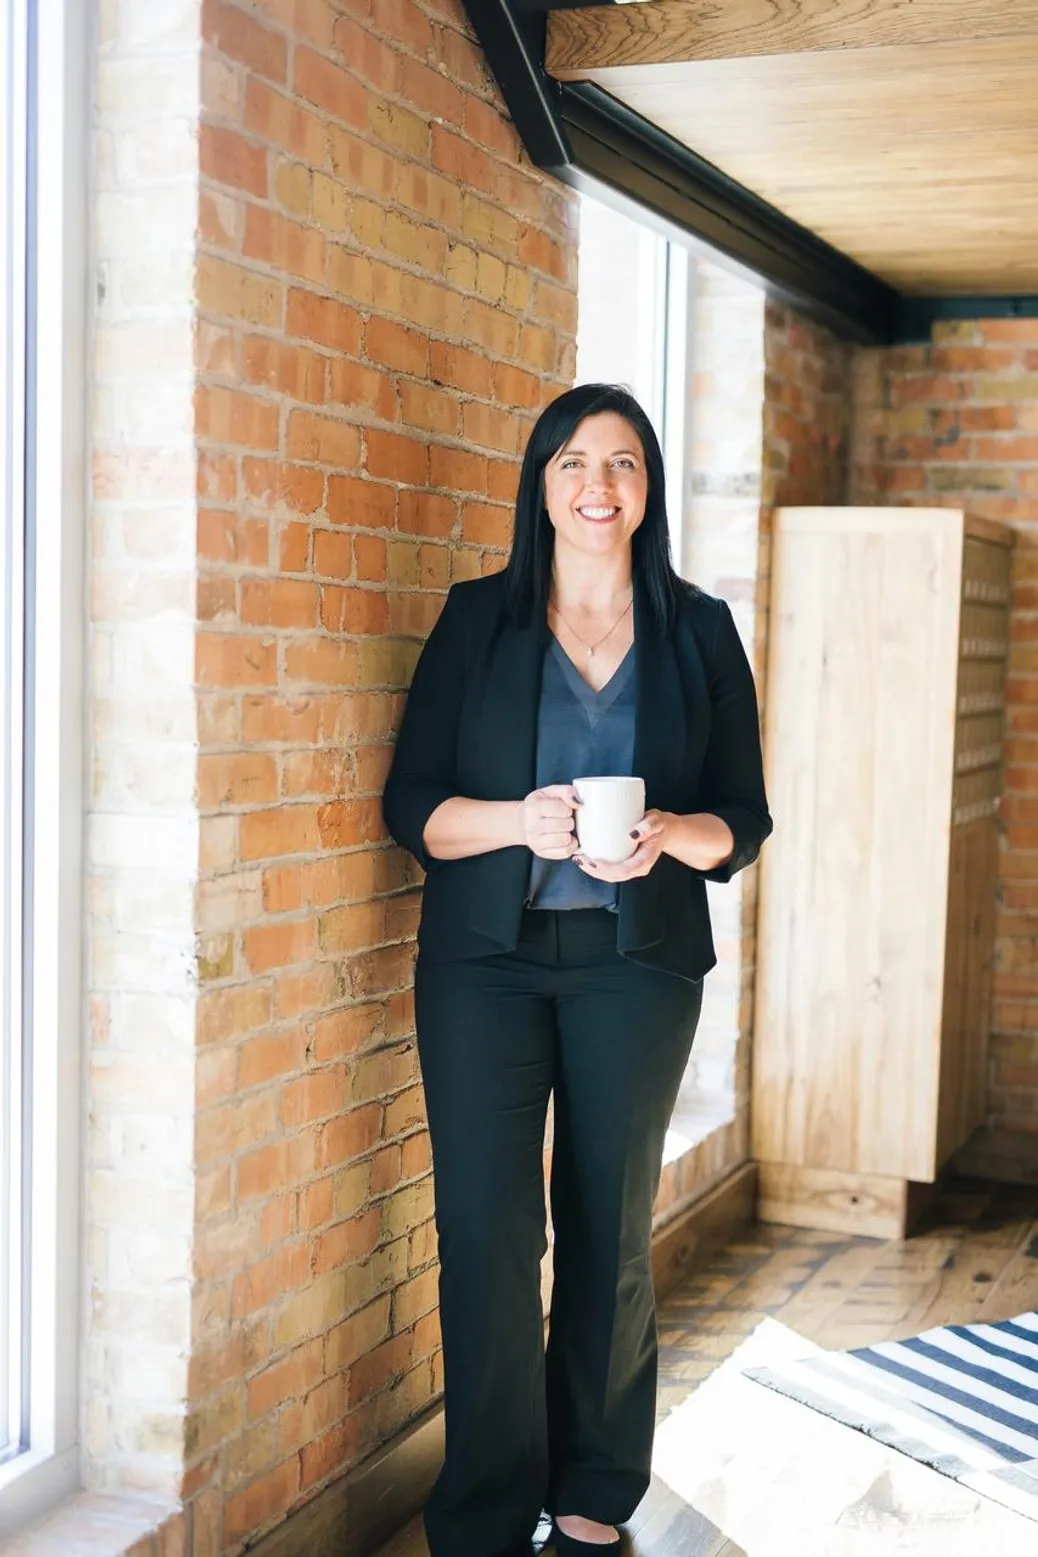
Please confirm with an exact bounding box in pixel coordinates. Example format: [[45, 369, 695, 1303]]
[[549, 590, 633, 660]]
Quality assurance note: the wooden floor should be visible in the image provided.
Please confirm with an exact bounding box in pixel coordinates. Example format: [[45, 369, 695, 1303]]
[[377, 1176, 1038, 1557]]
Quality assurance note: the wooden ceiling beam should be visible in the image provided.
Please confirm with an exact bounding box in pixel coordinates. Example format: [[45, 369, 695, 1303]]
[[546, 0, 1038, 77]]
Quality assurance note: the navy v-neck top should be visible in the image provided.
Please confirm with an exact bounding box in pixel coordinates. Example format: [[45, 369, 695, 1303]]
[[525, 636, 636, 911]]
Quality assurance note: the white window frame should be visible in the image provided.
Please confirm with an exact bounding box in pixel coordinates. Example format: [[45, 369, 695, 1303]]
[[0, 0, 87, 1534], [575, 192, 692, 575]]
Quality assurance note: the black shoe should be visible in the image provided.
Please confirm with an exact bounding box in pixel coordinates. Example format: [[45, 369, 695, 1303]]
[[548, 1517, 624, 1555]]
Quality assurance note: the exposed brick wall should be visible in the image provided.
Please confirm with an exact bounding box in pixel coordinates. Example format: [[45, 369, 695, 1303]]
[[849, 318, 1038, 1135], [763, 300, 850, 517], [188, 0, 576, 1550]]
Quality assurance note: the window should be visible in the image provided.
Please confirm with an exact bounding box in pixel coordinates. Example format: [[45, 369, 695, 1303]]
[[576, 195, 691, 574], [0, 0, 86, 1535], [1, 0, 32, 1471], [577, 191, 767, 1163]]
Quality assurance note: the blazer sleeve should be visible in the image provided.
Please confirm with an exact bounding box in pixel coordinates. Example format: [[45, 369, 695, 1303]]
[[691, 598, 773, 884], [381, 585, 466, 874]]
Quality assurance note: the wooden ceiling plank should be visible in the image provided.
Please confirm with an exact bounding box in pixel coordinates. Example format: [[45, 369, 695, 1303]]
[[576, 28, 1038, 294], [547, 0, 1038, 77]]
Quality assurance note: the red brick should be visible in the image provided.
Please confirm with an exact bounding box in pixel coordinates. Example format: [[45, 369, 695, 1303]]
[[283, 636, 358, 687], [247, 1340, 323, 1420], [280, 1068, 350, 1128], [198, 632, 276, 688], [200, 124, 269, 198], [332, 15, 400, 93], [238, 1131, 317, 1201], [245, 78, 328, 165], [241, 577, 319, 627], [979, 319, 1038, 344], [397, 489, 456, 538], [286, 410, 362, 469], [312, 530, 353, 580], [313, 1206, 381, 1274], [367, 317, 429, 377], [232, 1240, 311, 1317], [462, 501, 511, 548], [398, 54, 464, 125], [244, 206, 325, 285], [299, 1410, 371, 1492], [198, 753, 277, 808], [322, 585, 390, 635], [312, 1003, 383, 1063], [198, 507, 269, 565], [430, 124, 497, 196], [464, 96, 520, 160], [329, 359, 397, 420], [494, 362, 546, 410], [196, 386, 279, 451], [242, 336, 326, 404], [399, 381, 460, 437], [240, 803, 322, 861], [224, 1457, 300, 1544], [487, 459, 519, 503], [517, 225, 567, 283], [395, 163, 462, 228], [348, 1332, 413, 1406], [203, 0, 288, 83], [973, 436, 1038, 461], [317, 1103, 382, 1169], [429, 444, 485, 495], [279, 521, 310, 571], [327, 475, 396, 528], [242, 916, 317, 975], [429, 341, 493, 399], [242, 457, 325, 516], [286, 287, 362, 353], [365, 430, 429, 486], [295, 45, 366, 127]]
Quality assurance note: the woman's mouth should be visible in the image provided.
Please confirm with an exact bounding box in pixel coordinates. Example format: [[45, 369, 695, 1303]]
[[577, 505, 621, 524]]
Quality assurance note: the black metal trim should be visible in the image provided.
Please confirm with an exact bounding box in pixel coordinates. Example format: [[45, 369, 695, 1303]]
[[893, 295, 1038, 343], [460, 1, 569, 170], [558, 83, 898, 344], [460, 1, 1038, 346], [460, 0, 899, 343]]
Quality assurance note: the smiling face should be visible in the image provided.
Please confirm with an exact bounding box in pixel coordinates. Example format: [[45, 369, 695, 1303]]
[[542, 411, 649, 565]]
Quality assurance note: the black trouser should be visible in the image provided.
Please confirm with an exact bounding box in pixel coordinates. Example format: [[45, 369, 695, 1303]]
[[414, 907, 704, 1557]]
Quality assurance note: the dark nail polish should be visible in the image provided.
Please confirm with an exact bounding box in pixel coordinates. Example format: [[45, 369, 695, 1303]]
[[629, 829, 640, 839]]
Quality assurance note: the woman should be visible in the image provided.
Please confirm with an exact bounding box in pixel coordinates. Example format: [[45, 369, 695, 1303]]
[[382, 384, 772, 1557]]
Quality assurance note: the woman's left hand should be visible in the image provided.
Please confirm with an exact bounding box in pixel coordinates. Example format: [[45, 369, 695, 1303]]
[[574, 809, 670, 882]]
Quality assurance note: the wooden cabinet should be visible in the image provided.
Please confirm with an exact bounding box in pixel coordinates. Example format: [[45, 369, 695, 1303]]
[[752, 507, 1012, 1237]]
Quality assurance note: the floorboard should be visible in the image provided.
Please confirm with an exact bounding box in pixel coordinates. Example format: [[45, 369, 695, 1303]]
[[374, 1176, 1038, 1556]]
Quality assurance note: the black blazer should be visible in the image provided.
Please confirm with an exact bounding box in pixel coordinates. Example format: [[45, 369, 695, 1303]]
[[382, 570, 772, 982]]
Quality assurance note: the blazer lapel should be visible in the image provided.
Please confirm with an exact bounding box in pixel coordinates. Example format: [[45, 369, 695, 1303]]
[[464, 598, 547, 947], [619, 576, 688, 952], [472, 605, 548, 802]]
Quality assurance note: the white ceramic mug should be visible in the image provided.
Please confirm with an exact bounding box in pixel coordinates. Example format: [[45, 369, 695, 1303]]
[[573, 775, 646, 864]]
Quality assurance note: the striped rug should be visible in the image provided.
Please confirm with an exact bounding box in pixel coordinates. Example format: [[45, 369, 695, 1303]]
[[744, 1311, 1038, 1523]]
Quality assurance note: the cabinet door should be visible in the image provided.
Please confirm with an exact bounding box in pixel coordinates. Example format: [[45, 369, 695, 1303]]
[[754, 508, 963, 1182]]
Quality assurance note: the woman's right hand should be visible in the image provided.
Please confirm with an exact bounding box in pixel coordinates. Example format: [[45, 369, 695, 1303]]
[[520, 785, 580, 859]]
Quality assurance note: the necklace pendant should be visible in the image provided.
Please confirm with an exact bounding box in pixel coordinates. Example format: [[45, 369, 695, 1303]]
[[586, 645, 595, 659]]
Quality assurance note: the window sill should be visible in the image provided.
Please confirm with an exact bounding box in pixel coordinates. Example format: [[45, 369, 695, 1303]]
[[0, 1449, 78, 1547], [0, 1487, 176, 1557], [654, 1084, 742, 1233]]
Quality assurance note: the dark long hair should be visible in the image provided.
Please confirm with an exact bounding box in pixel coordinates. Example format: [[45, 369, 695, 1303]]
[[502, 383, 681, 634]]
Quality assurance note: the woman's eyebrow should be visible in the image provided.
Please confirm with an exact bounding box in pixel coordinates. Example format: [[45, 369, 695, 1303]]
[[557, 447, 640, 458]]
